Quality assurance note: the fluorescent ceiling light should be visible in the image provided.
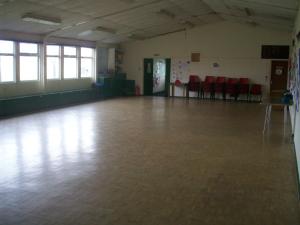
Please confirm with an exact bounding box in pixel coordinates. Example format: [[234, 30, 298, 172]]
[[75, 21, 88, 26], [156, 9, 176, 20], [61, 25, 72, 30], [78, 30, 93, 36], [95, 26, 116, 34], [78, 26, 117, 37], [22, 13, 61, 26]]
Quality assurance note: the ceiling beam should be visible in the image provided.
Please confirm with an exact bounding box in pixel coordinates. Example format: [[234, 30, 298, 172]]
[[43, 0, 164, 40]]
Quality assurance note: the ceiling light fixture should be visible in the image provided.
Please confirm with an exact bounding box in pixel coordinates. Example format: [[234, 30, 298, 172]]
[[61, 25, 72, 30], [22, 13, 61, 26], [95, 26, 116, 34], [78, 30, 93, 36], [75, 21, 88, 26]]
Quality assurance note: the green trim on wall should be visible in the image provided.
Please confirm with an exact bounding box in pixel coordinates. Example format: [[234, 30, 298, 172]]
[[0, 89, 101, 117]]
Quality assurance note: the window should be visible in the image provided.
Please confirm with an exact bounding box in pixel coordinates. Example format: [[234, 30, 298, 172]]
[[0, 40, 15, 82], [0, 41, 96, 84], [63, 46, 77, 79], [20, 42, 39, 81], [46, 45, 60, 79], [80, 47, 94, 78]]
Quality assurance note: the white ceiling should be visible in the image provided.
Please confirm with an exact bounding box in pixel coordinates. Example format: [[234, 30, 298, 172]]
[[0, 0, 298, 43]]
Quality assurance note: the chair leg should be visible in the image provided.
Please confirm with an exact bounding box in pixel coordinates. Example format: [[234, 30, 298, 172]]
[[263, 105, 270, 134]]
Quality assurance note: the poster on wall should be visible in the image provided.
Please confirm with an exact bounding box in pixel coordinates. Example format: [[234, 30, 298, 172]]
[[295, 48, 300, 112], [296, 89, 300, 112], [289, 53, 296, 92], [171, 58, 190, 83]]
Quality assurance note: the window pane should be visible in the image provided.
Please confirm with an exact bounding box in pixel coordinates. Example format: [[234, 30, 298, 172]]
[[0, 40, 14, 54], [47, 57, 60, 79], [20, 43, 38, 54], [47, 45, 59, 56], [64, 58, 77, 79], [20, 56, 38, 81], [81, 47, 93, 57], [64, 46, 76, 56], [0, 56, 14, 82], [81, 58, 93, 78]]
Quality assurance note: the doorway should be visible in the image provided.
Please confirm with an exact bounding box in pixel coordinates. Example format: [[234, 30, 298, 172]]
[[270, 60, 288, 99], [143, 58, 171, 96]]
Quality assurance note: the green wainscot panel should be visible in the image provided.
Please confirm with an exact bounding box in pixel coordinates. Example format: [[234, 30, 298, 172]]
[[0, 89, 101, 117]]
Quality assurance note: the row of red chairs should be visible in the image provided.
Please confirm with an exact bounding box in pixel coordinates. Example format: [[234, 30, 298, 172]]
[[185, 75, 262, 101]]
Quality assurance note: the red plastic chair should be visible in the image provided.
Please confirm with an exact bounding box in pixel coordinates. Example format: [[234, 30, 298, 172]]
[[250, 84, 262, 102], [170, 79, 183, 97], [214, 76, 226, 100], [239, 78, 250, 100], [174, 79, 182, 86], [202, 76, 216, 99], [187, 75, 201, 98], [225, 78, 239, 100]]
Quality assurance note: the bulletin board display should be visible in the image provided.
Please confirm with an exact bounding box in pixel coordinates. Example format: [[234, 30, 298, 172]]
[[292, 48, 300, 112], [296, 49, 300, 112], [171, 58, 190, 83]]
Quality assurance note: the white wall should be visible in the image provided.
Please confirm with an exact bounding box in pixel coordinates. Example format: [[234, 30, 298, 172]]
[[121, 21, 291, 96], [291, 6, 300, 179]]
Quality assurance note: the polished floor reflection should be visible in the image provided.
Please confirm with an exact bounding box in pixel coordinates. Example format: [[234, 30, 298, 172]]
[[0, 97, 299, 225]]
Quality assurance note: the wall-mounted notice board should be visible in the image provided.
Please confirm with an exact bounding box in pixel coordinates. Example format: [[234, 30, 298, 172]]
[[171, 58, 189, 83]]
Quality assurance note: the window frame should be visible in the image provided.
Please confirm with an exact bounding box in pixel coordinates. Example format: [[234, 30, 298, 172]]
[[19, 42, 40, 82], [46, 45, 61, 80], [79, 47, 95, 79], [0, 41, 96, 85], [63, 46, 78, 80], [0, 40, 16, 83]]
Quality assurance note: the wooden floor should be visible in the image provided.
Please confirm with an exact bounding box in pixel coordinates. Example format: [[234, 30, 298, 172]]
[[0, 97, 299, 225]]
